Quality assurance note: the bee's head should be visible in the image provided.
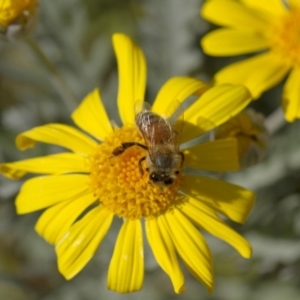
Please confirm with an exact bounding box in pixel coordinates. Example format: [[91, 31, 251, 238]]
[[149, 172, 177, 186]]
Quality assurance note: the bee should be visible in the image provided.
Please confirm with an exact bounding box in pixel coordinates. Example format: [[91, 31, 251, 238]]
[[112, 102, 184, 187]]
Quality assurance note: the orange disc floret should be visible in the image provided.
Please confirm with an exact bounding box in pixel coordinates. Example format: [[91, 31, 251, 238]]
[[269, 6, 300, 66], [89, 125, 182, 219]]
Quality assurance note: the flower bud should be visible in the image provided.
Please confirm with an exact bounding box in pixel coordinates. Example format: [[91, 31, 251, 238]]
[[215, 109, 269, 168], [0, 0, 38, 40]]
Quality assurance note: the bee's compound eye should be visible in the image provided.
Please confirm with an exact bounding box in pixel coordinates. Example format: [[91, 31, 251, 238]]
[[150, 173, 160, 182], [164, 178, 174, 185]]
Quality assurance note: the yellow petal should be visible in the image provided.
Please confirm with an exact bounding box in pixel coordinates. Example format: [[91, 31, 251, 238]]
[[182, 84, 252, 142], [215, 52, 291, 98], [161, 210, 214, 293], [241, 0, 288, 17], [180, 198, 252, 258], [289, 0, 300, 9], [282, 67, 300, 122], [16, 174, 90, 214], [201, 0, 268, 31], [0, 0, 29, 26], [56, 206, 113, 279], [152, 77, 210, 115], [0, 153, 90, 180], [180, 175, 255, 224], [16, 124, 97, 155], [113, 33, 147, 125], [35, 192, 97, 245], [184, 138, 239, 171], [145, 218, 185, 294], [201, 28, 269, 56], [107, 219, 144, 293], [71, 88, 113, 140]]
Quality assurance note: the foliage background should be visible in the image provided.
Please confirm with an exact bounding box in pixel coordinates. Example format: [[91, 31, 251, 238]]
[[1, 0, 300, 299]]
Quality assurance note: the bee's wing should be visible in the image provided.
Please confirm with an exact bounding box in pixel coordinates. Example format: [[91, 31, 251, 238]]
[[134, 101, 152, 116], [134, 101, 183, 157], [135, 102, 157, 158], [134, 101, 153, 140], [164, 100, 184, 151]]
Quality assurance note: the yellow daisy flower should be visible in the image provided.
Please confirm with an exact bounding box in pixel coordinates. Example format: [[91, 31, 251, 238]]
[[0, 0, 38, 38], [215, 109, 269, 168], [0, 33, 255, 294], [201, 0, 300, 122]]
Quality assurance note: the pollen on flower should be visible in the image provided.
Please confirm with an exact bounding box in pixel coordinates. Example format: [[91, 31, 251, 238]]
[[89, 125, 182, 219], [269, 5, 300, 66]]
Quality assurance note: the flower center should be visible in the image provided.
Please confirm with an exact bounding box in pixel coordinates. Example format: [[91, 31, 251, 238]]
[[89, 125, 182, 219], [269, 5, 300, 66]]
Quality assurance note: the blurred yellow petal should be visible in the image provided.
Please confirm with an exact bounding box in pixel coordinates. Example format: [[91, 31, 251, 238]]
[[282, 67, 300, 122], [181, 175, 255, 224], [289, 0, 300, 8], [71, 88, 113, 140], [0, 153, 89, 180], [241, 0, 288, 16], [108, 219, 144, 293], [35, 192, 97, 245], [145, 218, 185, 294], [16, 124, 97, 155], [182, 84, 251, 142], [0, 0, 17, 26], [180, 198, 252, 258], [215, 52, 291, 98], [201, 29, 269, 56], [56, 206, 113, 280], [152, 77, 210, 115], [0, 0, 35, 27], [201, 0, 268, 31], [16, 174, 90, 214], [113, 33, 146, 125], [161, 210, 214, 293], [184, 138, 239, 171]]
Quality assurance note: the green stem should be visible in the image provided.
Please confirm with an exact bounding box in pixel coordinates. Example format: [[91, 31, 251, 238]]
[[25, 36, 77, 112]]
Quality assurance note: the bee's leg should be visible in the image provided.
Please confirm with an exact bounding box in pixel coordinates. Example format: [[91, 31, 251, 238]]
[[179, 152, 185, 167], [138, 156, 146, 176], [112, 142, 148, 156]]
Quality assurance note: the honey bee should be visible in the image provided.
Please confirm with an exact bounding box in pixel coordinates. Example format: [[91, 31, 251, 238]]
[[112, 102, 184, 187]]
